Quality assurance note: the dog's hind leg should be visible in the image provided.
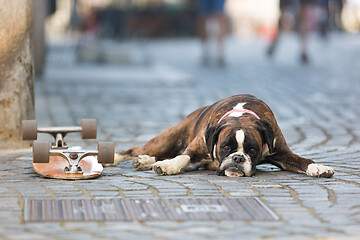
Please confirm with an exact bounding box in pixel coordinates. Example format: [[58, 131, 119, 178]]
[[112, 107, 207, 169], [152, 134, 210, 175], [111, 123, 189, 169]]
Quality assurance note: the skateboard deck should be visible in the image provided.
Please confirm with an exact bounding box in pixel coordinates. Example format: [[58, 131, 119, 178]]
[[33, 155, 103, 180]]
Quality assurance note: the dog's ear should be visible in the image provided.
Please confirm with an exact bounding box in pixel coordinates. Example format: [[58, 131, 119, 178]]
[[255, 119, 275, 154], [205, 123, 224, 161]]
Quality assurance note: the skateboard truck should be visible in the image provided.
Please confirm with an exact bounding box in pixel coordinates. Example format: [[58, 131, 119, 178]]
[[66, 152, 84, 174], [23, 119, 97, 149], [22, 119, 114, 180], [32, 141, 114, 175]]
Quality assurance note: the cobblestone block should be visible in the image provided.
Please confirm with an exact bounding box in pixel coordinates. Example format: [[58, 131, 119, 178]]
[[54, 192, 84, 197], [111, 183, 149, 191], [74, 184, 118, 191], [123, 190, 155, 198], [90, 191, 120, 197]]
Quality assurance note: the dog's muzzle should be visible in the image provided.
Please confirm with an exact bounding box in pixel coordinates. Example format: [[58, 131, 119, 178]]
[[217, 153, 253, 177]]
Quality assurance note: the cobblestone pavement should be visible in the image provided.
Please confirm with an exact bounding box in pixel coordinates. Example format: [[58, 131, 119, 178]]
[[1, 33, 360, 239]]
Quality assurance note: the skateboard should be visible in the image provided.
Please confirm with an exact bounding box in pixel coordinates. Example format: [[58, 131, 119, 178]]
[[22, 119, 114, 180]]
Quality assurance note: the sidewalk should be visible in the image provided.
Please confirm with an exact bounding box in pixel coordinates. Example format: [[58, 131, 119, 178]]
[[1, 33, 360, 239]]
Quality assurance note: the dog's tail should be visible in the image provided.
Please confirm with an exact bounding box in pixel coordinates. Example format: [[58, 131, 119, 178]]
[[103, 152, 133, 167], [104, 146, 142, 167], [115, 152, 134, 164]]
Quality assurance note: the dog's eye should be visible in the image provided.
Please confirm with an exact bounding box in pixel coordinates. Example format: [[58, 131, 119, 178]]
[[250, 148, 256, 154], [223, 146, 231, 151]]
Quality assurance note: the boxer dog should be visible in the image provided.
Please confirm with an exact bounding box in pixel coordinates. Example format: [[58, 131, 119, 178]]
[[113, 95, 334, 178]]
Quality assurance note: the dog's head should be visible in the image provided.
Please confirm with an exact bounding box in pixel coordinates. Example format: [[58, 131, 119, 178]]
[[205, 118, 275, 177]]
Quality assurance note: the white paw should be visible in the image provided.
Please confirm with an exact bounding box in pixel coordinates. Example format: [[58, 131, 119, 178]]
[[152, 155, 190, 175], [132, 155, 155, 171], [152, 160, 180, 175], [306, 163, 335, 178]]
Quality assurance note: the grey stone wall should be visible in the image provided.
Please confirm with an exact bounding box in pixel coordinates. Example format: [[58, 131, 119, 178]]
[[0, 0, 35, 149]]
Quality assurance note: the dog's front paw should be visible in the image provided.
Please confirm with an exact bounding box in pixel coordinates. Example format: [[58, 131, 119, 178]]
[[132, 155, 155, 171], [306, 163, 335, 178], [152, 155, 190, 175], [152, 159, 180, 175]]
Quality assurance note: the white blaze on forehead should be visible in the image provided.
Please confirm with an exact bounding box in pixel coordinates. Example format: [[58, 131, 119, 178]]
[[228, 103, 247, 117], [235, 129, 252, 176], [235, 130, 245, 152]]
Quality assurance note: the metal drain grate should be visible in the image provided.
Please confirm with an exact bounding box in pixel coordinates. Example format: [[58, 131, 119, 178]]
[[24, 198, 278, 222]]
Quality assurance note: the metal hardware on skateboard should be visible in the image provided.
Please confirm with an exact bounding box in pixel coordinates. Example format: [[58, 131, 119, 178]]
[[22, 119, 114, 179]]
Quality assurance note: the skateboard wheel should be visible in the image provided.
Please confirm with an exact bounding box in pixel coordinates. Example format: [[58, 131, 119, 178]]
[[22, 120, 37, 140], [81, 119, 97, 139], [33, 141, 50, 163], [98, 142, 114, 164]]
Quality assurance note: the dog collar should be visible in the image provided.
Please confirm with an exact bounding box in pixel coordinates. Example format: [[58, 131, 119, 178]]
[[218, 108, 260, 123]]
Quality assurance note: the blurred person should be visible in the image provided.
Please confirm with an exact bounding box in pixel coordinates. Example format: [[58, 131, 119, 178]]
[[318, 0, 330, 38], [267, 0, 317, 64], [82, 8, 99, 35], [196, 0, 227, 67]]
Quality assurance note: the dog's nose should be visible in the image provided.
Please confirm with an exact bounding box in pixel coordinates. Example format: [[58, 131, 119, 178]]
[[232, 154, 245, 163]]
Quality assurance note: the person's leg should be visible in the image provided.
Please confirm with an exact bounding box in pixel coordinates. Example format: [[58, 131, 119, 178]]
[[318, 0, 330, 38], [267, 9, 284, 57], [198, 16, 209, 65], [267, 0, 289, 57], [299, 1, 311, 63], [196, 0, 210, 65], [214, 13, 226, 66], [213, 0, 226, 66]]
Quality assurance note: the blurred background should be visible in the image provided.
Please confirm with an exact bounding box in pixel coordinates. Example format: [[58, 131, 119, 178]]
[[34, 0, 360, 77]]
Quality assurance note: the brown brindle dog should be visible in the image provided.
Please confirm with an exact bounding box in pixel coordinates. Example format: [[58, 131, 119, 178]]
[[113, 95, 334, 178]]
